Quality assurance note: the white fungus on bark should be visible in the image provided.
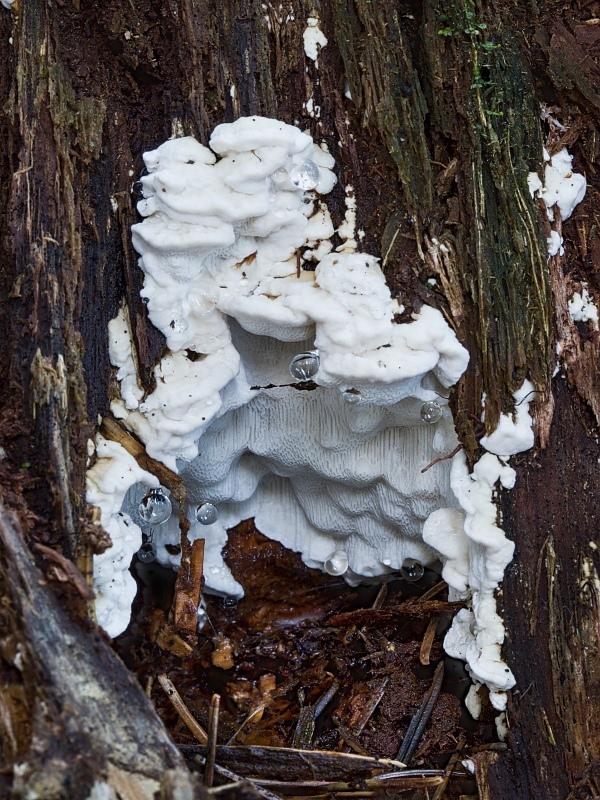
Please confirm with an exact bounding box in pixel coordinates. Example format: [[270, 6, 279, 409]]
[[303, 16, 328, 66], [88, 115, 543, 709]]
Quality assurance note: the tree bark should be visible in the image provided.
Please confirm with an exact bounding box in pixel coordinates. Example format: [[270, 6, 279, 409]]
[[0, 0, 598, 798]]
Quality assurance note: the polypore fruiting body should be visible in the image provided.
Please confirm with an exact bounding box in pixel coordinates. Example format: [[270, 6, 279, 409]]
[[88, 116, 539, 710]]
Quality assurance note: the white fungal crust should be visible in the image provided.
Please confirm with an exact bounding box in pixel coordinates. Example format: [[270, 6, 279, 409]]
[[528, 147, 587, 237], [444, 450, 517, 710], [568, 283, 599, 329], [480, 379, 536, 458], [86, 436, 159, 636], [303, 16, 328, 65], [92, 118, 517, 681]]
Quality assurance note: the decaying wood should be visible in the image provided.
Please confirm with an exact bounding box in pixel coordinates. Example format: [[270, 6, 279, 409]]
[[174, 537, 205, 633], [0, 504, 188, 796], [158, 675, 209, 746], [181, 746, 405, 782], [33, 542, 94, 601]]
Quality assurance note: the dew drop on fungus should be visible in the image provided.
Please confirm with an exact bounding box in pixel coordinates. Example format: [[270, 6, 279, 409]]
[[289, 350, 320, 381], [289, 159, 320, 190], [138, 488, 172, 525], [271, 167, 289, 184], [189, 279, 220, 315], [343, 389, 361, 404], [324, 550, 349, 576], [401, 558, 424, 582], [196, 502, 219, 525], [420, 400, 442, 424], [137, 542, 156, 563]]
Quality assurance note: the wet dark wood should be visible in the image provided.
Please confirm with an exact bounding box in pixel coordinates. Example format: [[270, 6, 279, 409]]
[[0, 504, 189, 796], [181, 745, 405, 781]]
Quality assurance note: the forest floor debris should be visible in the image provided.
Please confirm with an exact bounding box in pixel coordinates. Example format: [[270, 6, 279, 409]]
[[115, 521, 504, 798]]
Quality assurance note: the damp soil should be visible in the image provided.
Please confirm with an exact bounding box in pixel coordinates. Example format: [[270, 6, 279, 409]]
[[115, 520, 503, 797]]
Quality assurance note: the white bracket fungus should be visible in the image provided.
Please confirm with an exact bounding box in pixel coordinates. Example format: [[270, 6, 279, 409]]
[[87, 115, 528, 708]]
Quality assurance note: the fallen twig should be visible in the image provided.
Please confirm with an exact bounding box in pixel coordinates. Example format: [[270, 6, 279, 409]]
[[327, 600, 462, 626], [252, 770, 447, 794], [346, 676, 388, 739], [181, 745, 405, 781], [344, 583, 388, 643], [333, 723, 370, 757], [157, 674, 208, 744], [293, 680, 339, 749], [193, 757, 284, 800], [226, 704, 265, 746], [421, 444, 462, 473], [204, 693, 221, 787], [100, 416, 186, 504], [173, 536, 205, 632], [415, 580, 448, 603], [419, 614, 440, 666], [396, 661, 445, 765], [431, 734, 466, 800]]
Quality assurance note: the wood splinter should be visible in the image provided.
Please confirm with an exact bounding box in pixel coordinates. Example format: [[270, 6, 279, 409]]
[[204, 693, 221, 787], [173, 536, 205, 633], [157, 674, 208, 745]]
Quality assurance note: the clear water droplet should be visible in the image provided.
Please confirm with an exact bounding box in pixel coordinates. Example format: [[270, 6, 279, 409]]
[[382, 558, 392, 566], [138, 488, 172, 525], [289, 160, 320, 190], [324, 550, 349, 576], [169, 315, 189, 333], [210, 565, 221, 575], [196, 502, 219, 525], [222, 596, 238, 610], [197, 606, 208, 629], [271, 167, 289, 184], [289, 350, 320, 381], [343, 389, 361, 404], [420, 400, 442, 424], [401, 558, 424, 582], [189, 277, 219, 315], [240, 276, 249, 287], [137, 542, 156, 563]]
